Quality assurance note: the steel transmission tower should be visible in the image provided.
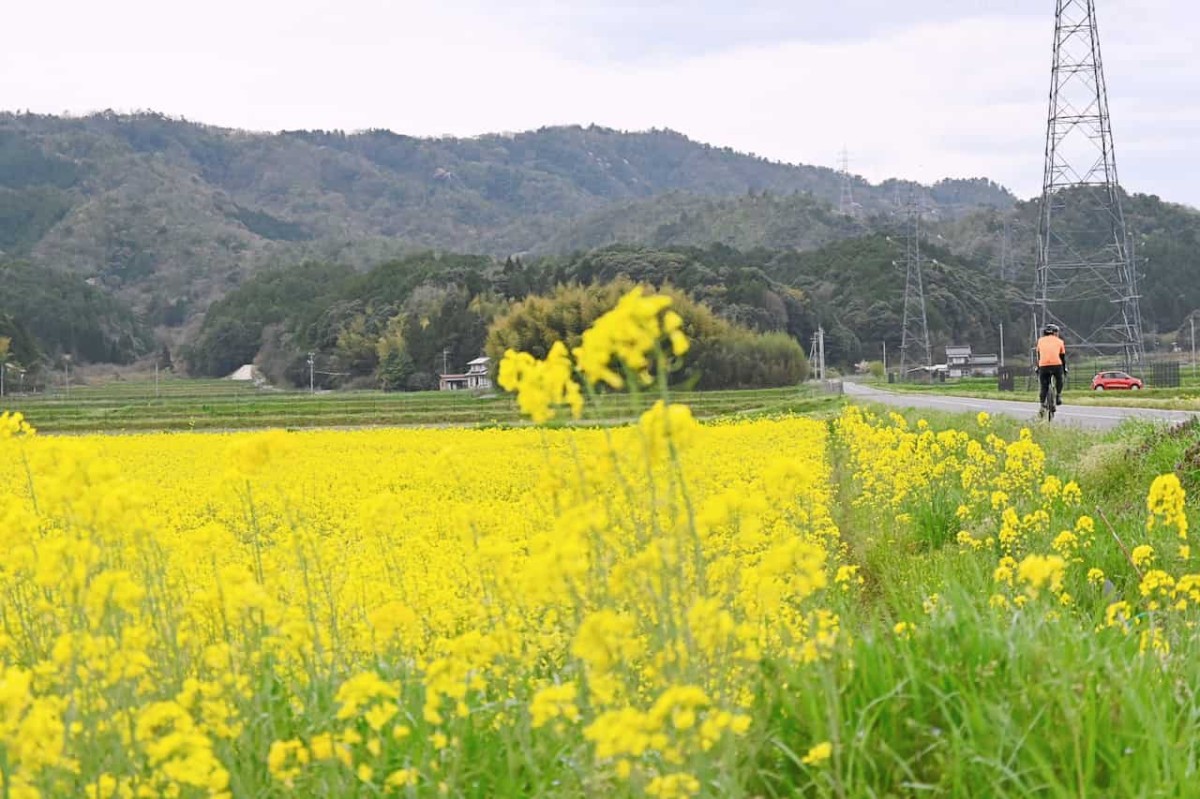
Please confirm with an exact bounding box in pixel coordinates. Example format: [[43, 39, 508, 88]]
[[899, 202, 932, 376], [838, 148, 855, 216], [1000, 218, 1012, 282], [1033, 0, 1143, 368]]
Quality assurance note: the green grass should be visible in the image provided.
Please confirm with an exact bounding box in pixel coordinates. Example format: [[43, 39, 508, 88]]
[[759, 407, 1200, 797], [0, 377, 843, 434], [758, 594, 1200, 797]]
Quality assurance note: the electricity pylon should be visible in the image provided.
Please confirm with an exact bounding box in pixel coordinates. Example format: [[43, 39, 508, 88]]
[[899, 202, 932, 377], [1033, 0, 1143, 368], [838, 147, 855, 217]]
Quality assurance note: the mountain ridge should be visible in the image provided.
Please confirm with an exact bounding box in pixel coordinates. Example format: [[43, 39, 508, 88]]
[[25, 111, 1200, 372], [0, 111, 1015, 315]]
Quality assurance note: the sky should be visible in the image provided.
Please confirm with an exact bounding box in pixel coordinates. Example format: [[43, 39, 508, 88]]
[[3, 0, 1197, 205]]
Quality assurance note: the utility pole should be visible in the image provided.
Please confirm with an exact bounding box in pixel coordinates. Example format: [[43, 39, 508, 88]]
[[882, 341, 887, 373], [808, 327, 827, 381], [154, 361, 160, 400], [442, 349, 450, 376], [1033, 0, 1143, 371], [64, 355, 71, 398], [1000, 321, 1005, 367], [307, 352, 315, 395], [816, 328, 825, 381], [818, 326, 826, 381], [1191, 314, 1195, 380]]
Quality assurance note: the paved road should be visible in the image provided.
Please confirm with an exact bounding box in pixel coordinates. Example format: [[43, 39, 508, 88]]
[[844, 383, 1198, 430]]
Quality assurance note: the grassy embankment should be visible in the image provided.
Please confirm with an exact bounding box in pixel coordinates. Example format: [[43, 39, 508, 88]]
[[755, 407, 1200, 796]]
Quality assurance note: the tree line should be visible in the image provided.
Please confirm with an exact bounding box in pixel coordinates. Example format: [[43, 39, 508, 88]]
[[182, 239, 1032, 390], [0, 260, 151, 380], [182, 249, 814, 391]]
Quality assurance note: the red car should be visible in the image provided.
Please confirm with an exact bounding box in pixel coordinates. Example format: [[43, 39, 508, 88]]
[[1091, 370, 1144, 391]]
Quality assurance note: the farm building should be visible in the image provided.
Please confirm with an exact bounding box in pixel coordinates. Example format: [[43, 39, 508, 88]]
[[439, 356, 492, 391], [945, 345, 1000, 378]]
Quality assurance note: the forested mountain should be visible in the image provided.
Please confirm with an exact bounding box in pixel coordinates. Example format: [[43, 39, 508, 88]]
[[4, 110, 1198, 373], [0, 261, 150, 365], [0, 112, 1013, 319], [534, 191, 868, 254]]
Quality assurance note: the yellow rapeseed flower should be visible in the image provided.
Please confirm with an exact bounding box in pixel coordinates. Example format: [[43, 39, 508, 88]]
[[801, 741, 833, 766]]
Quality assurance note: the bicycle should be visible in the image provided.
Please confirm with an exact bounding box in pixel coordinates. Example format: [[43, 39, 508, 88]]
[[1038, 367, 1066, 423], [1040, 387, 1056, 422]]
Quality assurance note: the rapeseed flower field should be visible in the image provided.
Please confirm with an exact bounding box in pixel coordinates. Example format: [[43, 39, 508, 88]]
[[1, 290, 1198, 797]]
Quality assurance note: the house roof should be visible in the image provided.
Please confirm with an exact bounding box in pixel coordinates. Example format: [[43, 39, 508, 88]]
[[467, 356, 491, 365], [227, 364, 259, 381]]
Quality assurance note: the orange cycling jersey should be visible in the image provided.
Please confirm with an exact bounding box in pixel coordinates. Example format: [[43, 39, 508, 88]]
[[1036, 335, 1065, 367]]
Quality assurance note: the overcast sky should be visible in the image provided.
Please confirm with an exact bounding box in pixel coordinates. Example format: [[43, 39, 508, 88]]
[[3, 0, 1196, 205]]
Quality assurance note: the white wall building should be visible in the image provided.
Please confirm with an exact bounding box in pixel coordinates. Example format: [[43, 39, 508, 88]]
[[944, 345, 999, 378], [439, 356, 493, 391]]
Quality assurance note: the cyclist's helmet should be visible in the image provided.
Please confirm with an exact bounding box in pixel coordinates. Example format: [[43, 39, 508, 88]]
[[1042, 323, 1060, 336]]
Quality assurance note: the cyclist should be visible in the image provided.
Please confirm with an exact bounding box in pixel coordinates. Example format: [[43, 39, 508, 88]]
[[1036, 323, 1067, 409]]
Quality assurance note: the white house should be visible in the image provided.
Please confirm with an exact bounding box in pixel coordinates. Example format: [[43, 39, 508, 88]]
[[945, 346, 972, 378], [944, 345, 1000, 378], [439, 356, 493, 391]]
